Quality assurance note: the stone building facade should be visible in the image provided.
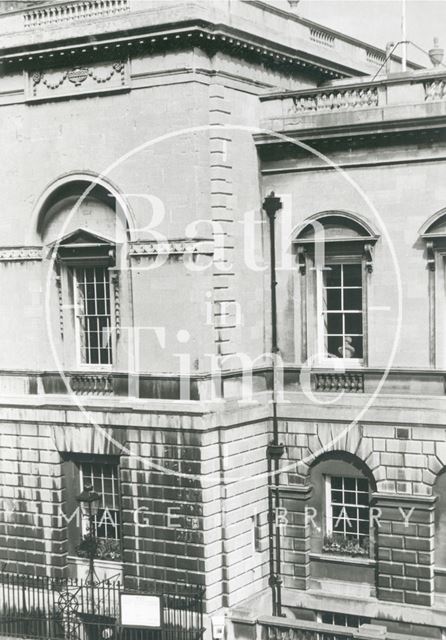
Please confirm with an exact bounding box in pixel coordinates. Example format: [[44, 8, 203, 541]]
[[0, 1, 446, 639]]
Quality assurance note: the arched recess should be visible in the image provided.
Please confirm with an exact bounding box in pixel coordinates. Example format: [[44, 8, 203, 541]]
[[294, 210, 379, 366], [307, 450, 376, 557], [32, 171, 135, 243], [418, 208, 446, 367], [34, 173, 133, 371]]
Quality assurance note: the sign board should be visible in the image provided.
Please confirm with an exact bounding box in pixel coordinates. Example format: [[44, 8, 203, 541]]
[[120, 593, 161, 628]]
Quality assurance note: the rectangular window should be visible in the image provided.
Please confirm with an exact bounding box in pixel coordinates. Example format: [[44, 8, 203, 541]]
[[80, 462, 120, 540], [325, 476, 369, 543], [319, 263, 363, 359], [74, 266, 112, 366]]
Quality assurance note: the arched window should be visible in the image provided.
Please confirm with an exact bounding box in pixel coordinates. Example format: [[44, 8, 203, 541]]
[[295, 212, 379, 366], [308, 452, 375, 558], [38, 179, 127, 371], [419, 209, 446, 368]]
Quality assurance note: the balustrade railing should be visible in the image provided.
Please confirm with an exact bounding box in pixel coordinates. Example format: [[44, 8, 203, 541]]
[[23, 0, 129, 28], [309, 27, 335, 48], [69, 373, 114, 395], [292, 87, 379, 113], [313, 372, 364, 393]]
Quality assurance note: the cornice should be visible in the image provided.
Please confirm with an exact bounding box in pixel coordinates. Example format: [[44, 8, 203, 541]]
[[0, 22, 356, 81], [255, 115, 446, 147]]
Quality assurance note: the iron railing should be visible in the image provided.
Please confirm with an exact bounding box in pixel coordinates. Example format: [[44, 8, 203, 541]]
[[0, 573, 204, 640]]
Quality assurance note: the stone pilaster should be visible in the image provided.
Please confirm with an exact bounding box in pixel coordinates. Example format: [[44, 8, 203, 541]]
[[280, 485, 312, 591], [373, 493, 436, 607]]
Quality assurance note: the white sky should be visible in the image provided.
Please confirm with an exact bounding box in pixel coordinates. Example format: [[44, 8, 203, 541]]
[[298, 0, 446, 65]]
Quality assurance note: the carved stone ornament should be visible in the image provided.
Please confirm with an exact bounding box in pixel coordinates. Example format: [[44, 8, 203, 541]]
[[27, 60, 129, 101], [129, 239, 214, 257], [0, 247, 42, 262], [67, 67, 89, 86]]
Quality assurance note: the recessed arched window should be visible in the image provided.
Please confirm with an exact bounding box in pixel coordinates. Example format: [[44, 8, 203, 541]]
[[38, 179, 128, 371], [308, 452, 375, 558], [294, 212, 379, 366], [419, 209, 446, 368]]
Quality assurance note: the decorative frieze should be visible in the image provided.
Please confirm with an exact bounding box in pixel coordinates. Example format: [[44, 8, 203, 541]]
[[0, 247, 42, 262], [128, 239, 214, 257], [27, 60, 128, 102], [292, 87, 379, 113], [23, 0, 129, 29]]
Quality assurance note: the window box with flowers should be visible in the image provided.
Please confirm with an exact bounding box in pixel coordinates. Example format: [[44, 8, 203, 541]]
[[322, 534, 370, 558], [76, 535, 122, 561]]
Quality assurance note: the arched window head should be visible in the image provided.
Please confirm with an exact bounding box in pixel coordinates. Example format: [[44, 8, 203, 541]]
[[419, 208, 446, 271], [37, 178, 128, 246], [294, 211, 379, 275]]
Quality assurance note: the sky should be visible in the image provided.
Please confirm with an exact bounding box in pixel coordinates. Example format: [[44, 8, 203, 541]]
[[296, 0, 446, 65]]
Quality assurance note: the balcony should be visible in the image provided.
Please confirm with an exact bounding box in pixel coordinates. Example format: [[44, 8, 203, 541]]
[[259, 68, 446, 136]]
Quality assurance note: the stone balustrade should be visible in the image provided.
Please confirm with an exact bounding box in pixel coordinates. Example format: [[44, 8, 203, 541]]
[[23, 0, 129, 28], [309, 27, 335, 48], [259, 71, 446, 132], [69, 373, 114, 395], [313, 372, 365, 393], [292, 86, 379, 113]]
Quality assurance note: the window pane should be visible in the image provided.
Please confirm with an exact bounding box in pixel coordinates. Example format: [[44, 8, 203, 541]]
[[343, 264, 362, 286], [81, 463, 120, 540], [331, 477, 342, 489], [326, 313, 343, 335], [327, 336, 343, 358], [324, 264, 341, 286], [326, 289, 342, 310], [343, 289, 362, 311], [359, 520, 369, 534], [350, 335, 363, 359], [345, 314, 363, 335]]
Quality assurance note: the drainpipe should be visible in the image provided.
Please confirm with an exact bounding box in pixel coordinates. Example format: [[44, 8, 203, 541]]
[[263, 192, 285, 617]]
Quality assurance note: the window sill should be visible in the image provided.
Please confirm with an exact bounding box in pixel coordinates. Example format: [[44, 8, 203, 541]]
[[312, 359, 364, 369], [310, 552, 375, 566]]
